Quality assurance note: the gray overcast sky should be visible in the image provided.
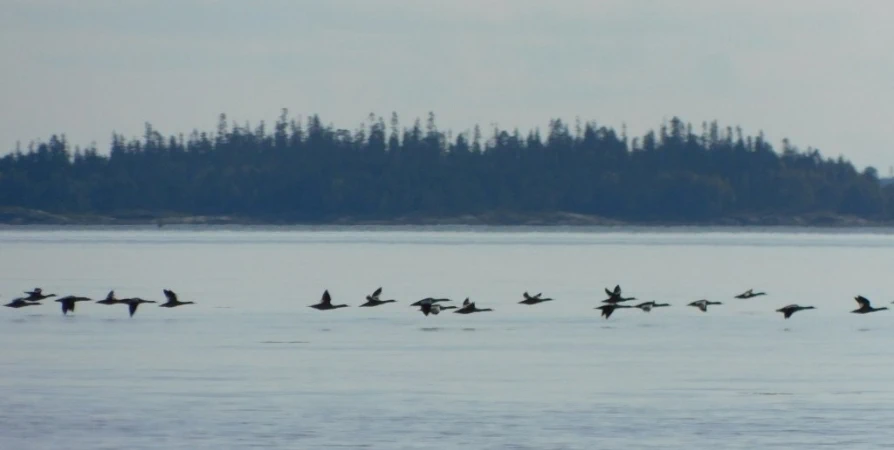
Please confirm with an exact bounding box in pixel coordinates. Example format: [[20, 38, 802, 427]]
[[2, 0, 892, 170]]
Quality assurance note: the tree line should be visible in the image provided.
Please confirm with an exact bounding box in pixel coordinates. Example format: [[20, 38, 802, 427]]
[[1, 110, 891, 222]]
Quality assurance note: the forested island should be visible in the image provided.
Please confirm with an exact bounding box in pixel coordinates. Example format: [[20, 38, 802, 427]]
[[0, 111, 891, 226]]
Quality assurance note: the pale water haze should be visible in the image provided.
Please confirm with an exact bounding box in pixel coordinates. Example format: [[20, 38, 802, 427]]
[[2, 1, 894, 169], [2, 227, 894, 448]]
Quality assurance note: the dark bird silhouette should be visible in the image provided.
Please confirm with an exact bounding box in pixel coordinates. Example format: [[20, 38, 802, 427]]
[[4, 298, 40, 308], [601, 285, 636, 304], [852, 295, 888, 314], [123, 298, 156, 317], [605, 285, 622, 298], [596, 303, 631, 319], [409, 297, 451, 307], [634, 301, 670, 312], [776, 304, 815, 319], [361, 297, 396, 307], [735, 289, 766, 299], [96, 290, 123, 305], [601, 294, 637, 304], [55, 295, 92, 315], [23, 288, 56, 301], [520, 292, 553, 305], [688, 299, 722, 312], [159, 289, 195, 308], [454, 298, 493, 314], [361, 287, 395, 307], [309, 290, 348, 311], [418, 299, 457, 316]]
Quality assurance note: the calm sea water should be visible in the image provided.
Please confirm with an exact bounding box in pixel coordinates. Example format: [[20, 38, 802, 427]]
[[3, 227, 894, 449]]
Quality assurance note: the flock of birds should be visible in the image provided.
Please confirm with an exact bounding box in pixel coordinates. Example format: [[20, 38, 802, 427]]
[[3, 285, 890, 319], [307, 285, 883, 319], [3, 288, 193, 316]]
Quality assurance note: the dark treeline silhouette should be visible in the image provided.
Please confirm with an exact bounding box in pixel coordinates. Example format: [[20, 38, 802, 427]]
[[1, 110, 892, 223]]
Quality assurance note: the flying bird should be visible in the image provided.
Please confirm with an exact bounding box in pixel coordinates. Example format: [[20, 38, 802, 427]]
[[735, 289, 766, 299], [309, 290, 348, 311], [124, 298, 157, 317], [852, 295, 888, 314], [418, 299, 457, 316], [55, 295, 92, 315], [519, 292, 553, 305], [361, 287, 396, 307], [688, 299, 722, 312], [409, 297, 451, 307], [605, 285, 621, 298], [4, 298, 40, 308], [454, 298, 493, 314], [159, 289, 195, 308], [776, 304, 815, 319], [96, 290, 123, 305], [602, 285, 636, 304], [22, 288, 56, 301], [634, 301, 670, 312]]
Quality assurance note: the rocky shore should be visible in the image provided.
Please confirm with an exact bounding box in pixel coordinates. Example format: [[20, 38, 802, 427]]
[[0, 207, 885, 228]]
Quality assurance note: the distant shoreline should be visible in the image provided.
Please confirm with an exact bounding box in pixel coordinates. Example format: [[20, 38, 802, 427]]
[[0, 207, 890, 228]]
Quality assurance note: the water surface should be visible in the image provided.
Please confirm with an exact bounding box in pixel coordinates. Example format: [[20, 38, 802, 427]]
[[2, 227, 894, 449]]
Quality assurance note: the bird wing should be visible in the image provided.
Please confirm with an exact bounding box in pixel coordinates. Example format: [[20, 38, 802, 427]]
[[523, 292, 532, 300], [164, 289, 178, 303], [322, 290, 332, 305], [463, 298, 470, 306], [372, 287, 382, 298], [128, 302, 138, 317], [855, 296, 870, 308]]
